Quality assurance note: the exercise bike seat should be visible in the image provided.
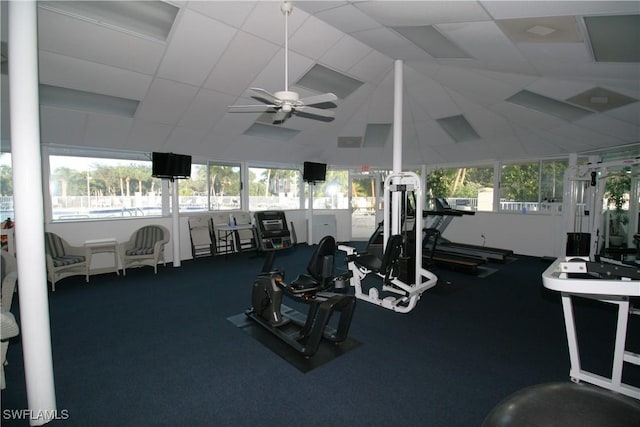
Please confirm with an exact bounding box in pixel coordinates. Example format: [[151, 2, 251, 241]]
[[287, 235, 337, 295]]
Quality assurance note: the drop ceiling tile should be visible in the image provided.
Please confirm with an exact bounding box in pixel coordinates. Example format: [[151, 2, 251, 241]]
[[573, 114, 640, 142], [39, 106, 88, 146], [311, 3, 381, 34], [126, 121, 173, 151], [179, 89, 237, 131], [289, 15, 344, 60], [157, 10, 237, 86], [438, 21, 534, 73], [135, 79, 198, 125], [165, 127, 207, 152], [353, 27, 429, 61], [39, 51, 152, 101], [186, 1, 257, 28], [241, 1, 306, 45], [523, 78, 594, 101], [567, 87, 638, 113], [434, 66, 519, 107], [356, 1, 490, 26], [84, 114, 134, 148], [320, 35, 373, 73], [483, 1, 640, 20], [348, 50, 393, 83], [204, 31, 279, 95], [37, 7, 165, 75]]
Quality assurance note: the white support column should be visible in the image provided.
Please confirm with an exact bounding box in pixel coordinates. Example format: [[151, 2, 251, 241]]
[[391, 59, 403, 237], [8, 1, 57, 424], [307, 182, 314, 245], [171, 180, 181, 267]]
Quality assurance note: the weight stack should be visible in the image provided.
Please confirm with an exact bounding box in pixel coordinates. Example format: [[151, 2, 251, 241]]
[[396, 256, 415, 285], [566, 232, 591, 257]]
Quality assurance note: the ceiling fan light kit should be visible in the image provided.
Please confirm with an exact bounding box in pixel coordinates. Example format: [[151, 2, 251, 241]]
[[228, 1, 337, 124]]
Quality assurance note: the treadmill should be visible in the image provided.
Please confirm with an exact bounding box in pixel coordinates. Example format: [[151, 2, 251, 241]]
[[430, 198, 514, 263]]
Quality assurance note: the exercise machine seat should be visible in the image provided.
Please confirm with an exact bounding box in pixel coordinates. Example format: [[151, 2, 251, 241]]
[[353, 234, 404, 282], [288, 235, 336, 293]]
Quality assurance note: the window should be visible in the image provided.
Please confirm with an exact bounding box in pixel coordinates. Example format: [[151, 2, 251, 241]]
[[177, 163, 208, 213], [0, 152, 13, 222], [209, 163, 241, 211], [500, 159, 567, 212], [248, 166, 301, 211], [540, 159, 568, 209], [426, 165, 494, 211], [306, 169, 349, 209], [49, 154, 163, 220], [500, 162, 539, 212]]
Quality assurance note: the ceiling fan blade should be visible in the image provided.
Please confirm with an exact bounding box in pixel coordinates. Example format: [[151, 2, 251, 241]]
[[228, 104, 276, 112], [249, 88, 280, 104], [296, 105, 335, 118], [272, 109, 290, 123], [299, 92, 337, 105]]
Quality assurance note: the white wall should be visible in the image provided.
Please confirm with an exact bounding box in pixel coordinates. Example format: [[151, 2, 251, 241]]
[[439, 211, 565, 258], [45, 209, 565, 271]]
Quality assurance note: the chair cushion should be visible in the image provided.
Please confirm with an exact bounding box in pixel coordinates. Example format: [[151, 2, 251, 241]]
[[133, 227, 163, 249], [45, 233, 66, 257], [126, 247, 154, 256], [52, 255, 85, 267]]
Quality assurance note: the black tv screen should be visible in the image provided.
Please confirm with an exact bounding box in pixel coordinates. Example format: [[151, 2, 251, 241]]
[[303, 161, 327, 183], [152, 152, 192, 179]]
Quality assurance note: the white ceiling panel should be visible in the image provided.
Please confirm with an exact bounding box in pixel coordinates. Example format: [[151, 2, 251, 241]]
[[573, 114, 640, 142], [157, 10, 237, 86], [310, 3, 382, 34], [356, 1, 491, 26], [165, 127, 207, 153], [37, 8, 165, 75], [241, 1, 306, 45], [348, 50, 393, 83], [84, 114, 134, 148], [126, 121, 173, 151], [438, 21, 535, 74], [289, 16, 344, 60], [319, 35, 373, 73], [38, 51, 152, 100], [178, 89, 237, 131], [39, 107, 88, 146], [354, 27, 430, 61], [204, 31, 279, 95], [135, 79, 199, 125], [186, 1, 257, 28], [434, 66, 522, 107], [482, 1, 640, 20]]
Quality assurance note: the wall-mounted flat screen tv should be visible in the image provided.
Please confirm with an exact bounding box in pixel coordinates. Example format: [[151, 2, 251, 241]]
[[152, 152, 192, 179], [303, 161, 327, 183]]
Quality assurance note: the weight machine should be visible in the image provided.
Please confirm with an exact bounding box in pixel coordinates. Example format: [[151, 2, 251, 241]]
[[339, 172, 438, 313], [563, 157, 640, 259]]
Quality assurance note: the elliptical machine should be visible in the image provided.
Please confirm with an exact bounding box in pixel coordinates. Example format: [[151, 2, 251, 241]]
[[246, 235, 356, 357]]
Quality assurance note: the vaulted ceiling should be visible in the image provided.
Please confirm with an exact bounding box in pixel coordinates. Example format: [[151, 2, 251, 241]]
[[1, 1, 639, 167]]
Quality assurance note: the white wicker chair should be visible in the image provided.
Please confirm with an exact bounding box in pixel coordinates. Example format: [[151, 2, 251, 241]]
[[1, 251, 19, 389], [120, 225, 170, 275], [44, 232, 88, 291]]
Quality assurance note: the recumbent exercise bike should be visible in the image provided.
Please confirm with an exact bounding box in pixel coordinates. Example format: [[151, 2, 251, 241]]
[[245, 235, 356, 357]]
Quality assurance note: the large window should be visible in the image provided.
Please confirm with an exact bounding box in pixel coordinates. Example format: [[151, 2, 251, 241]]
[[306, 169, 349, 209], [49, 155, 163, 220], [0, 153, 13, 222], [177, 163, 208, 213], [426, 165, 494, 211], [500, 159, 567, 212], [248, 166, 301, 211], [209, 163, 241, 211]]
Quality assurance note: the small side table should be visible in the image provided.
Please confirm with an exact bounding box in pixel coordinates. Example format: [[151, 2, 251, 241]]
[[84, 238, 120, 280]]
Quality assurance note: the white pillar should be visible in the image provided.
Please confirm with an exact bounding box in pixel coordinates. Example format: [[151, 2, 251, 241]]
[[391, 59, 404, 236], [171, 180, 181, 267], [8, 1, 57, 425]]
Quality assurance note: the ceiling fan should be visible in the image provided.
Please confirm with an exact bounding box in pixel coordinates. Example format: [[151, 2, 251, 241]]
[[228, 1, 337, 124]]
